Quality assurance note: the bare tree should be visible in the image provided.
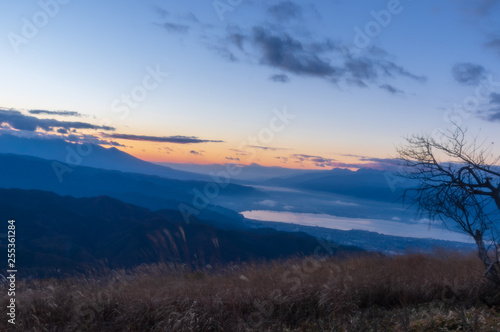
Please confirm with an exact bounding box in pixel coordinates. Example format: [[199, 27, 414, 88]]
[[396, 124, 500, 287]]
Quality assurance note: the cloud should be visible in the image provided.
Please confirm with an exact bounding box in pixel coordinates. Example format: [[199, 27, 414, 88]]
[[485, 38, 500, 55], [485, 109, 500, 122], [106, 133, 223, 144], [379, 84, 404, 95], [223, 27, 426, 90], [346, 78, 368, 88], [225, 157, 240, 161], [452, 63, 486, 85], [154, 6, 169, 18], [181, 12, 199, 23], [459, 0, 500, 17], [290, 153, 401, 170], [291, 154, 335, 162], [252, 27, 340, 77], [156, 7, 425, 92], [154, 8, 206, 36], [230, 32, 246, 50], [490, 93, 500, 104], [473, 0, 499, 15], [229, 148, 248, 156], [159, 146, 174, 154], [354, 157, 403, 170], [477, 93, 500, 122], [0, 109, 114, 132], [54, 132, 126, 147], [0, 129, 125, 147], [268, 1, 303, 22], [270, 73, 290, 83], [250, 145, 288, 151], [484, 93, 500, 121], [332, 200, 359, 207], [156, 6, 425, 93], [345, 57, 377, 80], [290, 153, 338, 167], [190, 150, 204, 156], [160, 22, 190, 34], [275, 156, 288, 163], [208, 44, 238, 62], [378, 61, 427, 83], [78, 134, 126, 147], [256, 200, 277, 208], [103, 141, 126, 147], [29, 110, 82, 117]]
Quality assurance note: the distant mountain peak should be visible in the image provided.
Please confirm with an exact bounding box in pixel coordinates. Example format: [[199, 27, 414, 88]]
[[0, 134, 209, 181]]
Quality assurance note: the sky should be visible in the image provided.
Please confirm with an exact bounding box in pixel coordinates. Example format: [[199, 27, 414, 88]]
[[1, 0, 500, 169]]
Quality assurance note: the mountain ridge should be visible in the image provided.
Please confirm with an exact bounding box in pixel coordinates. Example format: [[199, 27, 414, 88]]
[[0, 188, 363, 277], [0, 152, 263, 229], [0, 134, 210, 181]]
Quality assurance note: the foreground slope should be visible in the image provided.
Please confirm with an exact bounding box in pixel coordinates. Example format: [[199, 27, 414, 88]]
[[4, 252, 499, 331]]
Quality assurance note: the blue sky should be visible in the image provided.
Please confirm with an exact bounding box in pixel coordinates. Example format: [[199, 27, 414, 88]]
[[1, 0, 500, 168]]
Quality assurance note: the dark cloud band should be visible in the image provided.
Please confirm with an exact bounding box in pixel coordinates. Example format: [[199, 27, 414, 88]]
[[0, 109, 114, 132], [106, 133, 224, 144], [29, 110, 82, 117], [452, 63, 486, 85]]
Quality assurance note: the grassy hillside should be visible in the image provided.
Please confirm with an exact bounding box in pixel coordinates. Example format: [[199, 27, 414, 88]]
[[4, 251, 500, 331]]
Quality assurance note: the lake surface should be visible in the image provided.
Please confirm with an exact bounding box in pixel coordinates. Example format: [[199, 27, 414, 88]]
[[242, 210, 473, 243]]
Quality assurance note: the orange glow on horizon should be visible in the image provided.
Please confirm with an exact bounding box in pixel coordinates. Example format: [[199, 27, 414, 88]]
[[105, 136, 389, 171], [112, 143, 369, 170]]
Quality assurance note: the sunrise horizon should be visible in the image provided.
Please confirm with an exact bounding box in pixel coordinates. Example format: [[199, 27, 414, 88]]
[[2, 1, 499, 172]]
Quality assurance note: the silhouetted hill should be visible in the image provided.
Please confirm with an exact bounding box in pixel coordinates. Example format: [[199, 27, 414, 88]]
[[0, 134, 210, 181], [0, 153, 263, 229], [269, 167, 411, 202], [157, 162, 328, 182], [0, 189, 362, 276]]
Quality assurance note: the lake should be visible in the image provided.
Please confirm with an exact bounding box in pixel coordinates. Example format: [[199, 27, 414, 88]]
[[242, 210, 474, 243]]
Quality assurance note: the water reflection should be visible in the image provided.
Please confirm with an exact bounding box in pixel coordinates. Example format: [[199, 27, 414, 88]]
[[242, 210, 473, 243]]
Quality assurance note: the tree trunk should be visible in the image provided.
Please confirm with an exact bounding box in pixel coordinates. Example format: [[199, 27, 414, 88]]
[[474, 230, 500, 285]]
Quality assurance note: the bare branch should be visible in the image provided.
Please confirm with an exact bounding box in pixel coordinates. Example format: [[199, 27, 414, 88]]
[[395, 123, 500, 286]]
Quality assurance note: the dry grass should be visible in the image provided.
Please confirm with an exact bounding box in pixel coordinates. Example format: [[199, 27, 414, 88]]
[[3, 250, 500, 331]]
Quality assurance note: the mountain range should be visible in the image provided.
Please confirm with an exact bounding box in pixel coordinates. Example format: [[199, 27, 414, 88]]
[[0, 134, 210, 181], [0, 152, 263, 229], [0, 133, 436, 277], [157, 161, 328, 182], [268, 167, 410, 202], [0, 188, 362, 277]]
